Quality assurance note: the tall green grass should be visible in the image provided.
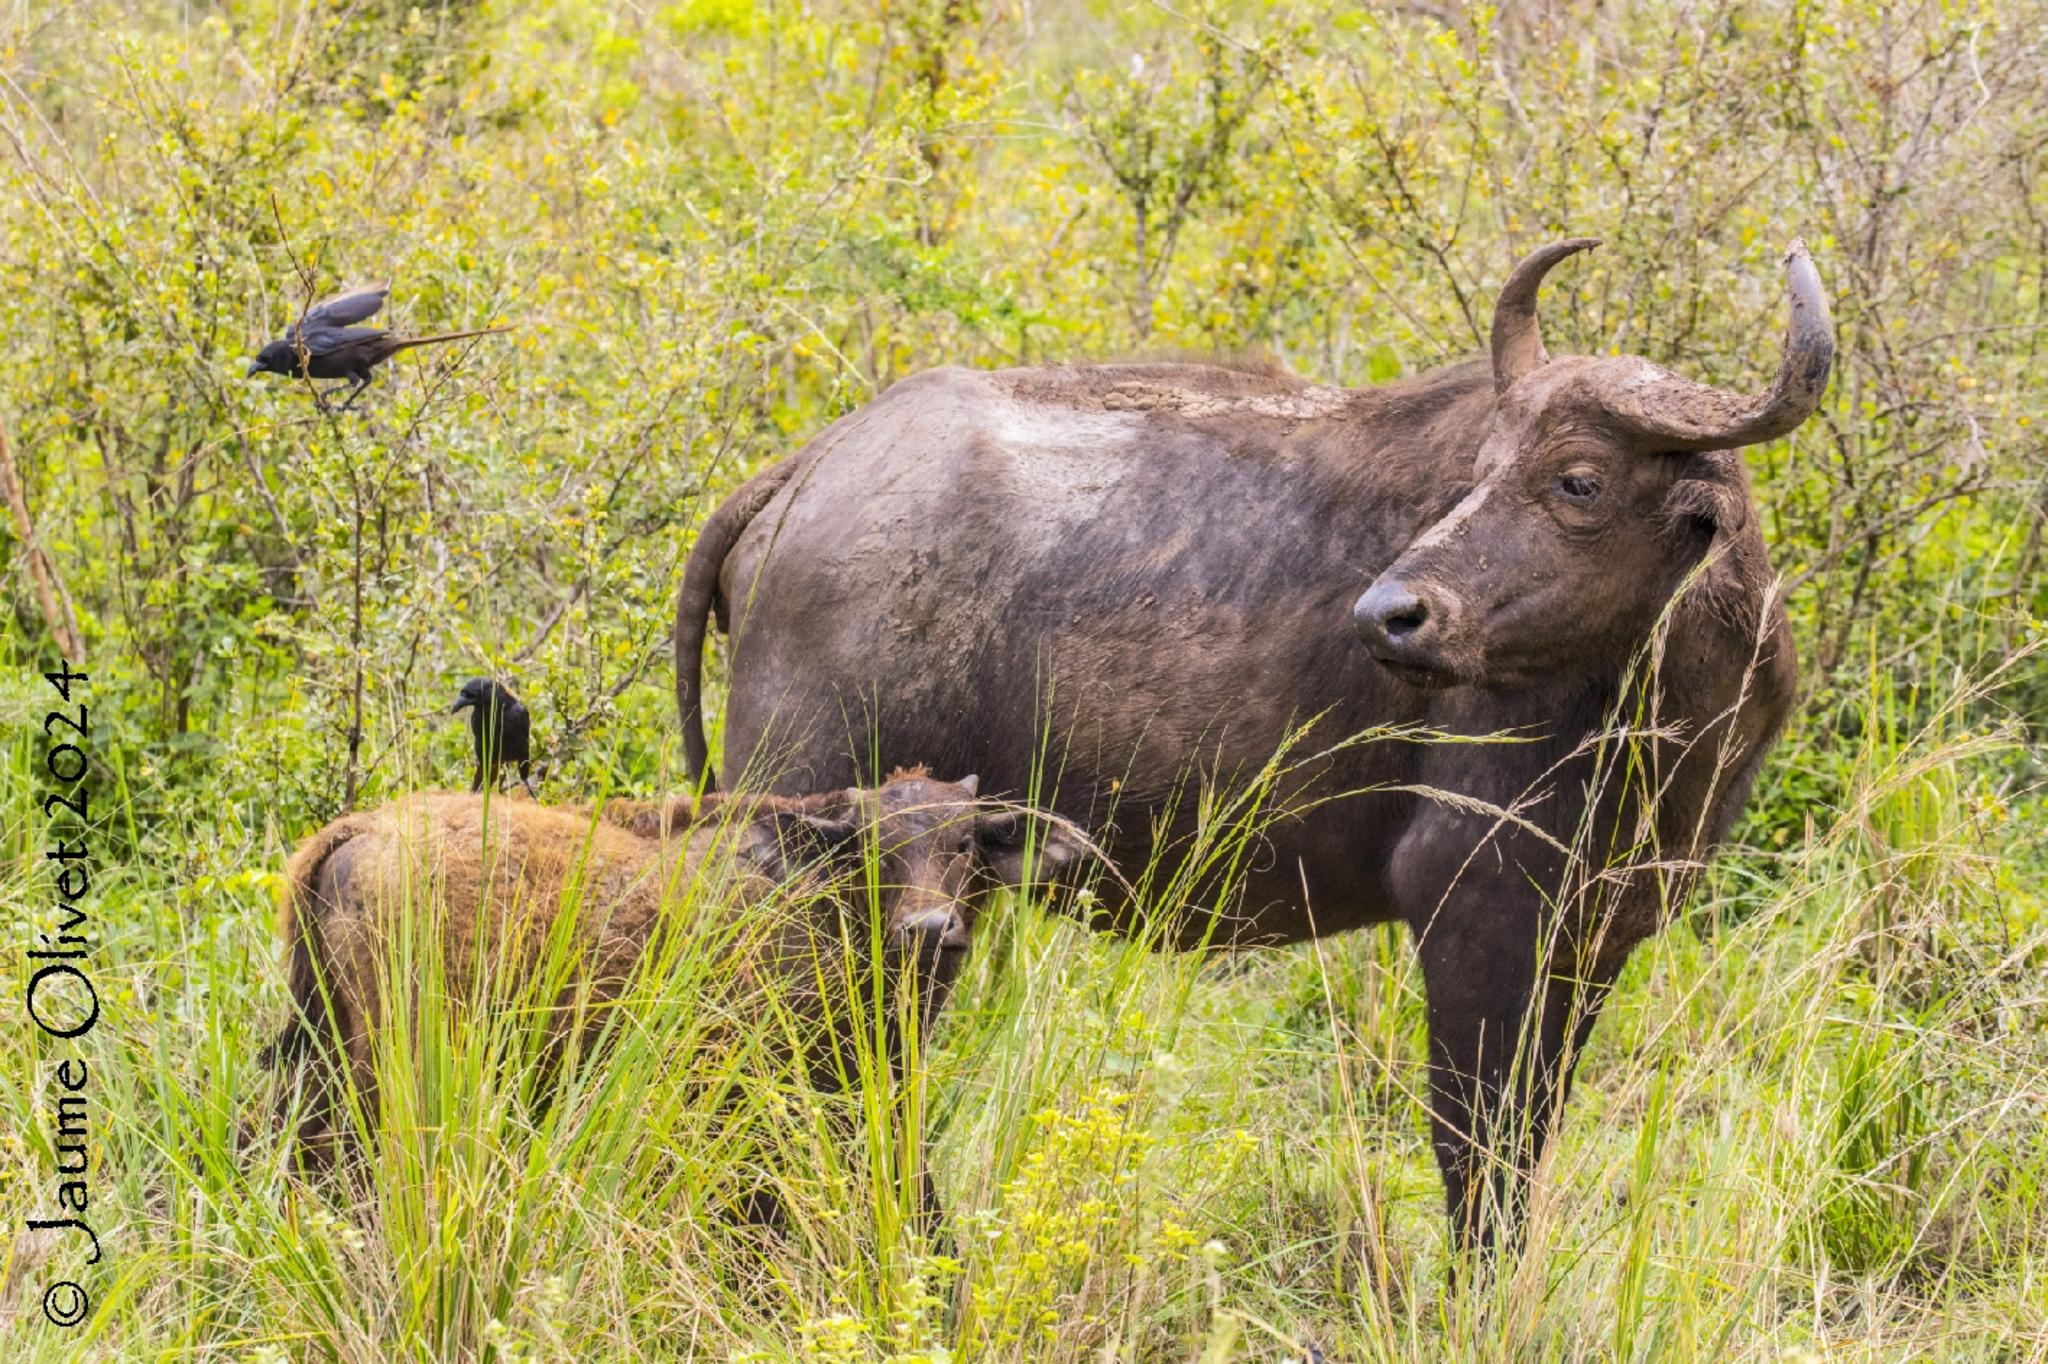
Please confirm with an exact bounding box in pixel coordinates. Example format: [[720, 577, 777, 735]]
[[1, 616, 2044, 1359]]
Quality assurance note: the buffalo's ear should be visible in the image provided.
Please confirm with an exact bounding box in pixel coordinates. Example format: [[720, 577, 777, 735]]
[[1663, 453, 1750, 539], [974, 808, 1090, 889], [746, 811, 864, 879]]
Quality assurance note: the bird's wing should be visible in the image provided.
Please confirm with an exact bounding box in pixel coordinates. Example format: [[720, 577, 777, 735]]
[[301, 283, 390, 329], [291, 324, 388, 354]]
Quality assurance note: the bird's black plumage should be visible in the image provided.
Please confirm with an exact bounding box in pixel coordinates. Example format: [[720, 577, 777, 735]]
[[247, 284, 510, 408], [451, 677, 534, 794], [303, 284, 391, 329]]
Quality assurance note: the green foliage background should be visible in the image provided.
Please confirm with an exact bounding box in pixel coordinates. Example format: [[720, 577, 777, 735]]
[[1, 0, 2046, 1358]]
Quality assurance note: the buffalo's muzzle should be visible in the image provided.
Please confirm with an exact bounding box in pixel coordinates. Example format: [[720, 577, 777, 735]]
[[893, 904, 969, 956], [1353, 577, 1460, 684]]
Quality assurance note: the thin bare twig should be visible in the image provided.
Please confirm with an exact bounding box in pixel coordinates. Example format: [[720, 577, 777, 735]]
[[0, 416, 83, 660]]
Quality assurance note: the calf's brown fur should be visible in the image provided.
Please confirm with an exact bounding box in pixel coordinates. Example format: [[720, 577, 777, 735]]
[[267, 771, 1082, 1229]]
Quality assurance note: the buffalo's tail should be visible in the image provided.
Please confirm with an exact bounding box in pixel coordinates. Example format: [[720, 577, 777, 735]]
[[675, 461, 799, 790]]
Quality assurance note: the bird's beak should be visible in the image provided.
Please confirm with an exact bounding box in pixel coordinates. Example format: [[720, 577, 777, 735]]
[[451, 697, 474, 714], [246, 359, 264, 377]]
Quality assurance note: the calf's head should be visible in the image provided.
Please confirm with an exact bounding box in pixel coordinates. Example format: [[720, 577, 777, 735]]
[[745, 769, 1089, 987], [1354, 239, 1832, 689]]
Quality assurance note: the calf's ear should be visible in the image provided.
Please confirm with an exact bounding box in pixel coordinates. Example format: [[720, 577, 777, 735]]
[[974, 809, 1090, 889], [747, 811, 864, 879]]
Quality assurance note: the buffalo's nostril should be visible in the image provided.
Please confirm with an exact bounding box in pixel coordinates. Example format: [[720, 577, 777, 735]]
[[1382, 602, 1428, 641], [894, 906, 964, 951], [1354, 580, 1430, 649]]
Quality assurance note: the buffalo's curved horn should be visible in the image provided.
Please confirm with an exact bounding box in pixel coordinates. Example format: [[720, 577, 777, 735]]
[[1601, 241, 1834, 451], [1490, 237, 1601, 395]]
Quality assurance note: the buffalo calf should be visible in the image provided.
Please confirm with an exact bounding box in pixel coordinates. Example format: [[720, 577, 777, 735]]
[[266, 769, 1085, 1230]]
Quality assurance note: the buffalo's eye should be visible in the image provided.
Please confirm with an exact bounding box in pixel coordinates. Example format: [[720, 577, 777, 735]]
[[1555, 471, 1603, 503], [956, 836, 973, 855]]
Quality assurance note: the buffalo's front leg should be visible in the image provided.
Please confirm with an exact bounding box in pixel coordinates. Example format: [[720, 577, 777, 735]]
[[916, 1166, 950, 1251], [1411, 898, 1614, 1260]]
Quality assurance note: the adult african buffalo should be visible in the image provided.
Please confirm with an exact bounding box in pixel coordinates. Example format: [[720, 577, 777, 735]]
[[674, 239, 1830, 1257]]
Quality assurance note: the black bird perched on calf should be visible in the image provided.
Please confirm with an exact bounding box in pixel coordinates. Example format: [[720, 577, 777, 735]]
[[246, 284, 511, 408], [451, 678, 535, 794]]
